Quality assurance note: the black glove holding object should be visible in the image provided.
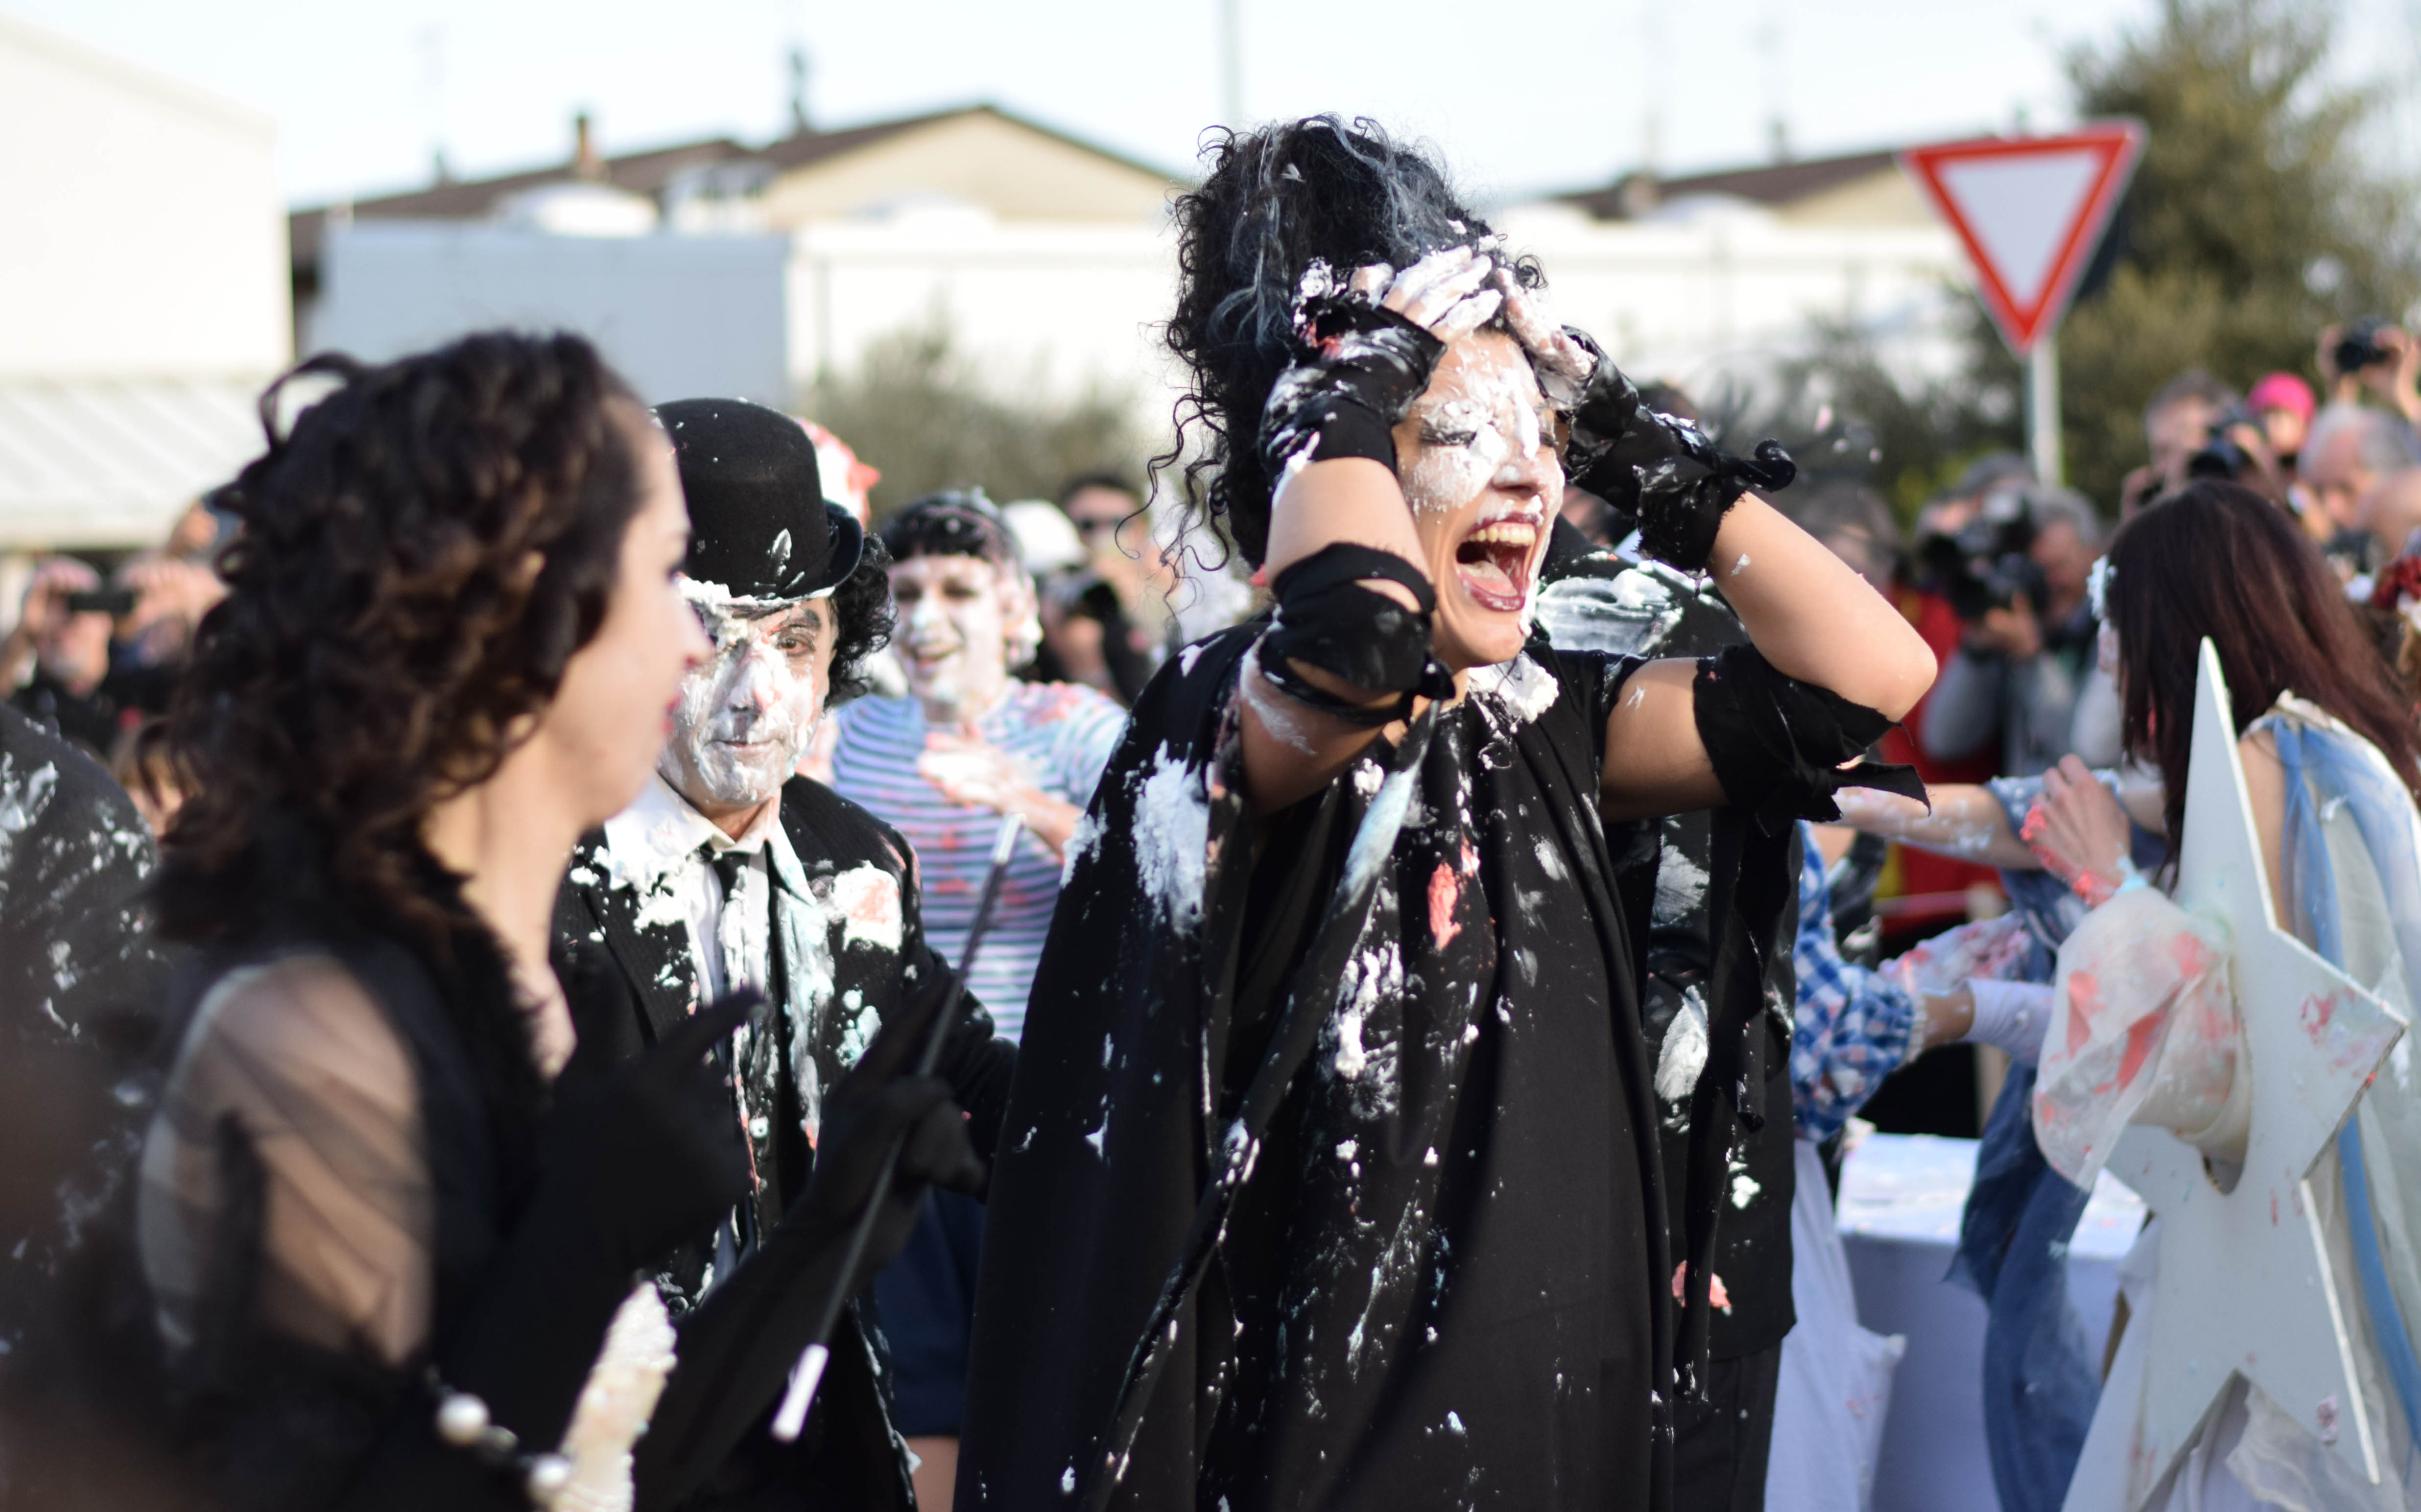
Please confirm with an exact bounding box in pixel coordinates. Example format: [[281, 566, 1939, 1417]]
[[634, 968, 984, 1509], [344, 992, 754, 1510]]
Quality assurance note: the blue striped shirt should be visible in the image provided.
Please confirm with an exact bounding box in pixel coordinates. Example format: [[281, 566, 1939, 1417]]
[[827, 684, 1127, 1041]]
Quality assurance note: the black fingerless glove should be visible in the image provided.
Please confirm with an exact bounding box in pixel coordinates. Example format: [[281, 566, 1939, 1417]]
[[1560, 331, 1797, 571], [1258, 293, 1445, 485]]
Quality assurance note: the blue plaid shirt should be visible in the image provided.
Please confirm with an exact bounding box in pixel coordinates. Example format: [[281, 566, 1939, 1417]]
[[1790, 820, 1923, 1140]]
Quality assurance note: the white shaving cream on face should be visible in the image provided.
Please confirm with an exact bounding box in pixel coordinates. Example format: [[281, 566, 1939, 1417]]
[[1400, 339, 1557, 523], [660, 579, 827, 811], [891, 555, 1028, 726]]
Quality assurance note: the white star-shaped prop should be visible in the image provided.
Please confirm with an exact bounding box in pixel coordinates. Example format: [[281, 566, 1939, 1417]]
[[2063, 640, 2406, 1510]]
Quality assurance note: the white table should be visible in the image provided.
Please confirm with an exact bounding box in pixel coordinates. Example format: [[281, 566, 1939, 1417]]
[[1837, 1132, 2146, 1512]]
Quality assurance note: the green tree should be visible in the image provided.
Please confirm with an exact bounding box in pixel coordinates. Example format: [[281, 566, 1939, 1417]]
[[2056, 0, 2419, 507], [801, 312, 1144, 520]]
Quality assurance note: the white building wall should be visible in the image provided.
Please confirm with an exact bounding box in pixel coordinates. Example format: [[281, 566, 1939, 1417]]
[[306, 203, 1969, 449], [785, 211, 1184, 414], [0, 13, 287, 378], [310, 224, 793, 406], [1493, 202, 1968, 396]]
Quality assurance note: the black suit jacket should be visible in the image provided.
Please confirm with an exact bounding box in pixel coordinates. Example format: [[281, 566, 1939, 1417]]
[[551, 774, 1016, 1511]]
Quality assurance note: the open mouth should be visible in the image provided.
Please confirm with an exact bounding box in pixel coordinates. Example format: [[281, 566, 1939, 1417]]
[[1454, 517, 1541, 614]]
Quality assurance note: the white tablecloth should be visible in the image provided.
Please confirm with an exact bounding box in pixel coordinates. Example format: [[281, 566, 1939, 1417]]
[[1837, 1132, 2146, 1512]]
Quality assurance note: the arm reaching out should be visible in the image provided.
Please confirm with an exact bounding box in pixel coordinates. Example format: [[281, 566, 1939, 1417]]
[[1831, 783, 2038, 870]]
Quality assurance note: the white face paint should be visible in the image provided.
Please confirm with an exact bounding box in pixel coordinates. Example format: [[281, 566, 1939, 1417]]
[[891, 554, 1034, 726], [659, 578, 834, 818]]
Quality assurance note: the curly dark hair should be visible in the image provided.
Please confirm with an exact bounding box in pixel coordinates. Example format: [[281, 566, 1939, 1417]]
[[825, 530, 896, 704], [152, 332, 646, 959], [1157, 116, 1542, 568]]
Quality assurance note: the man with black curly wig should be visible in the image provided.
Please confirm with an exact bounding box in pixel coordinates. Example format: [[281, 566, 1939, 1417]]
[[552, 398, 1015, 1511]]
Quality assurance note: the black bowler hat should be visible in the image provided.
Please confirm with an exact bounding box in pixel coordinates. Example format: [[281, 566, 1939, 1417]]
[[654, 398, 864, 599]]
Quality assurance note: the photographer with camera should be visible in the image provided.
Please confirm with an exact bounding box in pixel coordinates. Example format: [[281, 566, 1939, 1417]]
[[1915, 485, 2119, 779], [2319, 316, 2421, 429], [0, 552, 222, 763]]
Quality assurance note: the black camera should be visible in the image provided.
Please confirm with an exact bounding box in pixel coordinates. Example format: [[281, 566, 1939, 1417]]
[[2336, 316, 2394, 376], [63, 588, 136, 617], [2186, 402, 2259, 481], [1917, 489, 2045, 622]]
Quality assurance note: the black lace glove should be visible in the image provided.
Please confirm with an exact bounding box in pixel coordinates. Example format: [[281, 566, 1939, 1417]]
[[1257, 292, 1445, 484], [633, 974, 984, 1509], [1559, 331, 1796, 571]]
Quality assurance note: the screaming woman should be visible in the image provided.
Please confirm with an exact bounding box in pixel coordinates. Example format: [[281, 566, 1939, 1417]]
[[957, 118, 1937, 1512]]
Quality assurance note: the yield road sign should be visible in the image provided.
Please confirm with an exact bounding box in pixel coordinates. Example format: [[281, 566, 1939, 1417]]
[[1900, 122, 2147, 357]]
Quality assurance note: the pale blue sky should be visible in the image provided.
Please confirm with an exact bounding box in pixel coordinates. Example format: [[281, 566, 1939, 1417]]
[[8, 0, 2415, 209]]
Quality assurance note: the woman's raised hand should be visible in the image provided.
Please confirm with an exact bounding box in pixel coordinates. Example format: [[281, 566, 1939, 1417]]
[[1492, 267, 1596, 404], [1361, 245, 1501, 343], [2023, 755, 2136, 905]]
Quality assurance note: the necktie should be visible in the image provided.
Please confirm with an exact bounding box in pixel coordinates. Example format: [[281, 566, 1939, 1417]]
[[708, 847, 751, 903]]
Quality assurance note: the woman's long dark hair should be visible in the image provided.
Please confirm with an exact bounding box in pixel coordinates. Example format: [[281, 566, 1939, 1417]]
[[151, 331, 646, 1120], [1159, 116, 1541, 568], [2108, 480, 2421, 850]]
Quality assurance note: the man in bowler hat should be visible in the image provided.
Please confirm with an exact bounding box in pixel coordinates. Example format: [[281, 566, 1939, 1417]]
[[553, 398, 1015, 1510]]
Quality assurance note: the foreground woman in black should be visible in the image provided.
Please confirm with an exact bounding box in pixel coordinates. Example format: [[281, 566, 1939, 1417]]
[[957, 119, 1935, 1511], [134, 334, 980, 1511]]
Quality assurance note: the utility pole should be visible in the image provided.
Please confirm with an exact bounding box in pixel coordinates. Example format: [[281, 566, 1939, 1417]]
[[1217, 0, 1242, 126], [420, 24, 450, 184]]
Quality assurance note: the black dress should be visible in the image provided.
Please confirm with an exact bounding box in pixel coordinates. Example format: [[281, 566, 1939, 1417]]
[[959, 627, 1671, 1510]]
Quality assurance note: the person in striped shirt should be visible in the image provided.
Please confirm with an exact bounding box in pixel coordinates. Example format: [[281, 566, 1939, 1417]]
[[824, 489, 1126, 1507]]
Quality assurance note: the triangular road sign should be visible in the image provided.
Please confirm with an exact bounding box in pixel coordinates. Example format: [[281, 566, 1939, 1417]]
[[1900, 121, 2146, 356]]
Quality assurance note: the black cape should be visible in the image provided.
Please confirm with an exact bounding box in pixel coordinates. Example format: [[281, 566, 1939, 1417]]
[[1535, 526, 1799, 1363], [959, 626, 1675, 1511]]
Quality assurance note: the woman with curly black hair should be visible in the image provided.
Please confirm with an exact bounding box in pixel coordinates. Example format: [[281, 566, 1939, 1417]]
[[958, 117, 1936, 1511], [134, 344, 983, 1512]]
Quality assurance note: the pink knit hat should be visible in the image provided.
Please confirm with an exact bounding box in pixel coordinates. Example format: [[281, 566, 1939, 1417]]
[[2247, 371, 2316, 424]]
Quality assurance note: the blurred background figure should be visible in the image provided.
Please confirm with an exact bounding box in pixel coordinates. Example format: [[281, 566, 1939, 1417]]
[[802, 418, 882, 529], [2246, 370, 2317, 472], [2, 558, 121, 756], [823, 490, 1126, 1511], [0, 513, 227, 765], [2119, 369, 2237, 516], [2318, 316, 2421, 429], [1031, 472, 1176, 706], [1916, 485, 2116, 780], [2302, 402, 2421, 582]]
